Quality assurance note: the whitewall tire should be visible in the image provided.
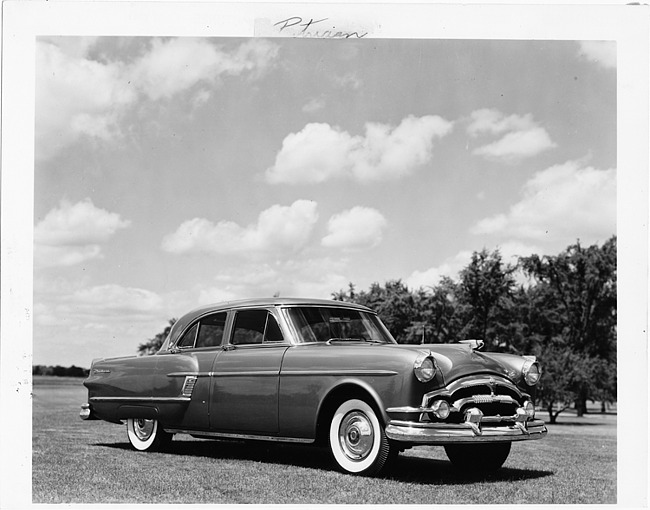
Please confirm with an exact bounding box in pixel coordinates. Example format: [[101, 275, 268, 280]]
[[328, 399, 393, 475], [126, 418, 172, 451]]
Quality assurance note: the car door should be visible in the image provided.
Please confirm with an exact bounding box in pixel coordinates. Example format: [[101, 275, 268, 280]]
[[210, 308, 289, 434], [154, 311, 227, 430]]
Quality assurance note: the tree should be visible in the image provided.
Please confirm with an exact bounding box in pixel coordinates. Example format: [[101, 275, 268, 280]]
[[455, 249, 517, 350], [519, 237, 617, 417], [334, 280, 424, 343], [138, 319, 177, 356], [404, 279, 462, 344]]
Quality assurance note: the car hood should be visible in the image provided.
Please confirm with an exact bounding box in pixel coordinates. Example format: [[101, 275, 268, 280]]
[[393, 343, 523, 384]]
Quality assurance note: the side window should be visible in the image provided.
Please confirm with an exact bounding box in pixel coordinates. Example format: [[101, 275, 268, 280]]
[[264, 313, 284, 342], [232, 310, 265, 345], [177, 323, 199, 348], [232, 310, 284, 345], [196, 312, 227, 348]]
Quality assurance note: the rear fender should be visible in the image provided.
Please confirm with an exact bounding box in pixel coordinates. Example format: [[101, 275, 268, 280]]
[[116, 405, 159, 420]]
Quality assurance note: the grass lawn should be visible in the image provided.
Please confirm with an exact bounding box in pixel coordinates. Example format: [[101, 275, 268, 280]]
[[32, 377, 616, 504]]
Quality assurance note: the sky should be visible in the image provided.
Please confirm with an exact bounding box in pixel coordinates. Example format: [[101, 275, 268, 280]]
[[33, 36, 617, 367]]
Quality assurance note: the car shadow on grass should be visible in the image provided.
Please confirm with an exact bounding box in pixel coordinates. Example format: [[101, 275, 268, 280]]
[[386, 455, 553, 485], [95, 439, 553, 485]]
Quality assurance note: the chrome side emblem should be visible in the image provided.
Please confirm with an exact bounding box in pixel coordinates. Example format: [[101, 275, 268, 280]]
[[181, 376, 198, 397]]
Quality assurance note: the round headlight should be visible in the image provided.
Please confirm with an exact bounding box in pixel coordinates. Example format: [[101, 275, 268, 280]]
[[522, 359, 541, 386], [414, 353, 436, 382]]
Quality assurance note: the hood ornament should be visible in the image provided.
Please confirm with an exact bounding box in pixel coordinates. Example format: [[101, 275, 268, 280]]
[[459, 339, 485, 351]]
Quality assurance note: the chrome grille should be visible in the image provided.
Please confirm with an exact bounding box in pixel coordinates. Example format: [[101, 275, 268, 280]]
[[424, 375, 524, 423]]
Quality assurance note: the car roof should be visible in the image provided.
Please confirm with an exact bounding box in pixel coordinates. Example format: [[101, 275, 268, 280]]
[[165, 298, 374, 348], [184, 297, 373, 318]]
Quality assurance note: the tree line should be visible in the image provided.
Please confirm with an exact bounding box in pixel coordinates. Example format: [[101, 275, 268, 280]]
[[32, 365, 90, 377], [137, 236, 616, 424]]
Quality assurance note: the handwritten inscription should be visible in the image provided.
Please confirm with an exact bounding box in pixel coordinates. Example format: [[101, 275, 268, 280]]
[[273, 17, 368, 39]]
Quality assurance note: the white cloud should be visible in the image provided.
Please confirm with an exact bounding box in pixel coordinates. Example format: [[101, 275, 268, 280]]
[[467, 109, 556, 162], [205, 258, 350, 300], [34, 199, 131, 267], [473, 127, 556, 161], [36, 40, 135, 159], [405, 250, 473, 289], [131, 38, 278, 101], [467, 109, 535, 137], [36, 37, 279, 159], [471, 160, 616, 244], [266, 115, 453, 184], [302, 96, 327, 113], [34, 280, 171, 364], [578, 41, 616, 70], [266, 123, 356, 184], [34, 276, 166, 328], [65, 284, 164, 320], [321, 207, 387, 251], [162, 199, 319, 256], [405, 241, 543, 291]]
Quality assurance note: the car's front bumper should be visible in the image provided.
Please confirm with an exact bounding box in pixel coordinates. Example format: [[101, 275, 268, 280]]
[[385, 418, 547, 444]]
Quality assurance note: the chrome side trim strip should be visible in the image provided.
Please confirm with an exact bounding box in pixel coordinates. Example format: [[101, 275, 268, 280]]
[[213, 371, 279, 377], [167, 369, 398, 377], [281, 369, 398, 377], [167, 372, 212, 378], [89, 396, 191, 403], [163, 428, 314, 444], [168, 371, 278, 377]]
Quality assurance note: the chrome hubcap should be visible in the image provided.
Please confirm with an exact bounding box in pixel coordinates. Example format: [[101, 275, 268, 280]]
[[339, 411, 374, 461], [133, 419, 154, 441]]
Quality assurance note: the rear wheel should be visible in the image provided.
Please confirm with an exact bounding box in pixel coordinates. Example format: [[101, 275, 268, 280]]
[[328, 399, 394, 476], [126, 418, 172, 451], [444, 442, 511, 473]]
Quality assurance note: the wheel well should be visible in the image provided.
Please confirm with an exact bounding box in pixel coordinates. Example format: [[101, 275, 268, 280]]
[[314, 384, 383, 446]]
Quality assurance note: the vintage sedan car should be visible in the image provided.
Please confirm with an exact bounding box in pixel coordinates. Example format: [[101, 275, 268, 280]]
[[81, 298, 546, 476]]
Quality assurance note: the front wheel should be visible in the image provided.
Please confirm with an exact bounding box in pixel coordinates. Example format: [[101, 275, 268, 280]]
[[444, 442, 511, 473], [328, 399, 394, 476], [126, 418, 172, 451]]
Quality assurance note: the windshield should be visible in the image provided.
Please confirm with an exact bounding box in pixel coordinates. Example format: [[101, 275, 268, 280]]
[[285, 306, 396, 344]]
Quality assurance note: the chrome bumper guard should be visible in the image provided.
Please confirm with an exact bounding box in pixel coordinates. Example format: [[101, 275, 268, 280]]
[[385, 408, 547, 444], [79, 403, 94, 420]]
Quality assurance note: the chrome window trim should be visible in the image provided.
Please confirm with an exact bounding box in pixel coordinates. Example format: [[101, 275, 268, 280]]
[[171, 311, 230, 351], [226, 307, 293, 347], [280, 306, 397, 345]]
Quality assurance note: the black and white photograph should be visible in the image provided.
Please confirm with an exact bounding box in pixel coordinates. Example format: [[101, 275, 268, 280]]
[[1, 1, 648, 507]]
